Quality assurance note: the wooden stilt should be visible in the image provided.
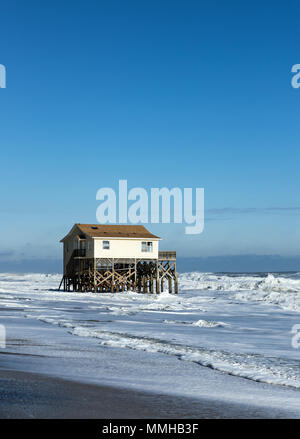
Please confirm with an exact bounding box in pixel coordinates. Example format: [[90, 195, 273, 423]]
[[168, 276, 172, 294], [175, 277, 178, 294], [61, 251, 178, 295], [142, 275, 146, 293], [134, 259, 137, 292], [111, 259, 114, 293]]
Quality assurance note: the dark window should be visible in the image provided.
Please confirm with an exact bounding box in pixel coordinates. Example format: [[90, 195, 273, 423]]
[[103, 240, 110, 250], [142, 242, 153, 252]]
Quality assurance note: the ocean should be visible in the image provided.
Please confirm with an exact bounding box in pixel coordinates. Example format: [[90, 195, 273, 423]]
[[0, 271, 300, 417]]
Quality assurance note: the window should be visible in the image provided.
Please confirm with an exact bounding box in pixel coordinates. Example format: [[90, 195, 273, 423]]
[[88, 241, 91, 251], [74, 239, 78, 250], [142, 242, 153, 252], [66, 243, 69, 253], [103, 240, 110, 250]]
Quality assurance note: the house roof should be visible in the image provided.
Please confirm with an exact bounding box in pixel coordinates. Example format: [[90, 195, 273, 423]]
[[60, 224, 161, 241]]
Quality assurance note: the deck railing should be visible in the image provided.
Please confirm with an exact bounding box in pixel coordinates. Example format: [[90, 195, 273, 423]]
[[158, 251, 176, 260]]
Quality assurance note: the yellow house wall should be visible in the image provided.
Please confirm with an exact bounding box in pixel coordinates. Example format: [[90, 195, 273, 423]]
[[93, 238, 159, 259], [62, 228, 159, 274]]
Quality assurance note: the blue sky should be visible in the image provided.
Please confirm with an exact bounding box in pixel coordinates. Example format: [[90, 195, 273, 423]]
[[1, 0, 300, 265]]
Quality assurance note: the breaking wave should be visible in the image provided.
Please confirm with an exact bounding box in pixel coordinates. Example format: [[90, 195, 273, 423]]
[[179, 272, 300, 312], [70, 327, 300, 389]]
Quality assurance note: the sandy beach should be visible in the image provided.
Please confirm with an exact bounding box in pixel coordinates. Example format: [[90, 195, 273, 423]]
[[0, 369, 285, 419]]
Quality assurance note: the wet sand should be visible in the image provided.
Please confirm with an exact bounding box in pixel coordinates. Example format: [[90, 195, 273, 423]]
[[0, 369, 282, 419]]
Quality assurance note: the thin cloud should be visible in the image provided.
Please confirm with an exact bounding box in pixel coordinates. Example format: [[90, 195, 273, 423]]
[[0, 250, 15, 260], [207, 207, 300, 215]]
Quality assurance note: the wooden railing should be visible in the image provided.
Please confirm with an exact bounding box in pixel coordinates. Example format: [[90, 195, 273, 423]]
[[158, 251, 176, 260], [73, 249, 86, 257]]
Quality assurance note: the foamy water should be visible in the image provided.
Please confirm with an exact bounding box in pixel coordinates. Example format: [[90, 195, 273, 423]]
[[179, 271, 300, 312], [1, 272, 300, 392]]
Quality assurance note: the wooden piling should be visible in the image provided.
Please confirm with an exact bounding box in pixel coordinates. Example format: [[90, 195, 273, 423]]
[[62, 252, 177, 295]]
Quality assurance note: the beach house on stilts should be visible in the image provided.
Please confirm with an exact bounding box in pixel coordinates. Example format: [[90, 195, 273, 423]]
[[59, 224, 178, 294]]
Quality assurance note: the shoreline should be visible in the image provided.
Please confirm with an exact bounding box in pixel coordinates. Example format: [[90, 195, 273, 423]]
[[0, 368, 292, 419], [1, 273, 300, 419]]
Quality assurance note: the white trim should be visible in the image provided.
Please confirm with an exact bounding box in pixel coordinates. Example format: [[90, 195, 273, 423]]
[[92, 237, 161, 241]]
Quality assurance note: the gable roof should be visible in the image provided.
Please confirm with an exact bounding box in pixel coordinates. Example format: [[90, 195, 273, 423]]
[[60, 224, 161, 241]]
